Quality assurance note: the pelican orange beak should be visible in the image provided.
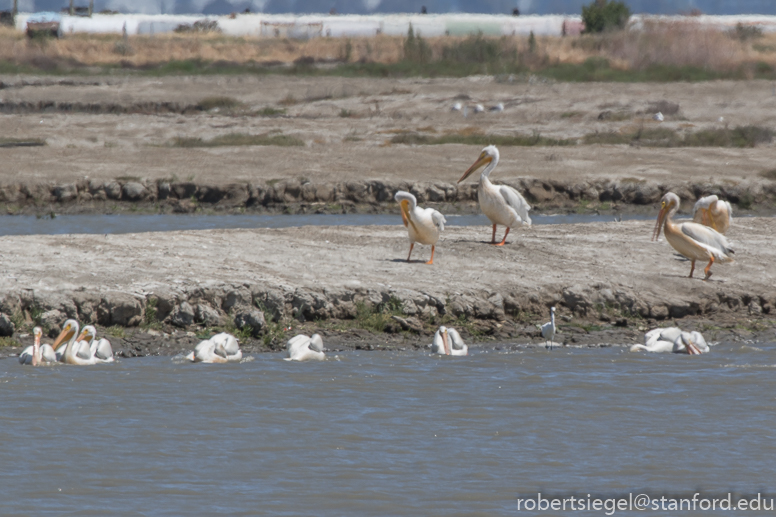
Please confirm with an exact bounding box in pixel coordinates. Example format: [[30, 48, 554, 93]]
[[400, 199, 420, 234], [652, 202, 667, 241], [51, 323, 75, 352], [76, 329, 92, 343], [443, 329, 451, 355], [685, 340, 700, 355], [458, 151, 492, 183]]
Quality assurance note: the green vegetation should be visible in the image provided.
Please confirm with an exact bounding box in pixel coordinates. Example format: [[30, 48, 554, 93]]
[[760, 169, 776, 181], [256, 106, 286, 116], [0, 337, 20, 347], [339, 108, 355, 118], [0, 137, 46, 148], [584, 125, 773, 148], [391, 130, 575, 147], [196, 96, 241, 111], [168, 132, 304, 148], [581, 0, 631, 34], [106, 325, 126, 338]]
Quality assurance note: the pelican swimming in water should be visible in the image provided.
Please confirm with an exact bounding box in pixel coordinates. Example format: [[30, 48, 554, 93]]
[[430, 326, 467, 356], [630, 328, 708, 354], [693, 195, 732, 235], [395, 190, 446, 264], [19, 327, 58, 365], [458, 145, 532, 246], [285, 333, 325, 361], [50, 319, 80, 362], [74, 325, 114, 364], [186, 332, 242, 363], [653, 192, 734, 280]]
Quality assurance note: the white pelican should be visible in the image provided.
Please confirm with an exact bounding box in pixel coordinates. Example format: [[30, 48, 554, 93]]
[[653, 192, 734, 280], [430, 326, 467, 356], [630, 328, 708, 354], [19, 327, 58, 365], [74, 325, 115, 364], [540, 306, 557, 349], [186, 332, 242, 363], [489, 102, 504, 112], [285, 333, 325, 361], [395, 190, 446, 264], [458, 145, 532, 246], [693, 195, 732, 235], [451, 102, 462, 112], [50, 319, 80, 362], [653, 112, 664, 122], [473, 104, 485, 114]]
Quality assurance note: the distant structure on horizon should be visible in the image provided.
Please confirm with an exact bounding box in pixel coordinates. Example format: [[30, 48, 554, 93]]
[[12, 0, 776, 16]]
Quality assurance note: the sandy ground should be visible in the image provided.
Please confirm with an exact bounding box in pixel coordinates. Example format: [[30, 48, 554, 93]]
[[2, 75, 775, 186], [1, 217, 773, 315]]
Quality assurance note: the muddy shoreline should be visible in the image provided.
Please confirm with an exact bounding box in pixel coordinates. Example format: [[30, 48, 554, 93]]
[[0, 221, 773, 358]]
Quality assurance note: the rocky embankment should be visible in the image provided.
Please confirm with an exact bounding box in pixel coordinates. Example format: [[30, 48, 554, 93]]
[[1, 177, 775, 214]]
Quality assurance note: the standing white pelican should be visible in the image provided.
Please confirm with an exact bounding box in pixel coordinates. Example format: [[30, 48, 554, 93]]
[[473, 104, 485, 114], [50, 319, 80, 362], [395, 191, 446, 264], [285, 333, 325, 361], [630, 329, 708, 354], [540, 306, 557, 349], [693, 195, 732, 235], [19, 327, 58, 365], [430, 326, 467, 356], [458, 145, 532, 246], [653, 192, 734, 280], [185, 332, 241, 363], [74, 326, 115, 364]]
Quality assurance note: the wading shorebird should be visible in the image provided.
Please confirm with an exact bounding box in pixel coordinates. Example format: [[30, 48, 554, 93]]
[[540, 306, 557, 350], [285, 334, 325, 361], [653, 192, 734, 280], [693, 195, 733, 235], [430, 326, 468, 356], [458, 145, 531, 246], [395, 190, 446, 265], [19, 327, 58, 365]]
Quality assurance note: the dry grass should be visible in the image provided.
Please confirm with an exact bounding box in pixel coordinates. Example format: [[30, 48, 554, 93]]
[[0, 22, 774, 79], [606, 20, 748, 71], [168, 132, 304, 147]]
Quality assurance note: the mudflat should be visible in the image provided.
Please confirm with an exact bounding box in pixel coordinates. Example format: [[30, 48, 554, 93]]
[[2, 75, 775, 186]]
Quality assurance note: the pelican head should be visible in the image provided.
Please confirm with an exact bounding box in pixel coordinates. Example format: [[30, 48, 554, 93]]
[[459, 145, 499, 183], [33, 326, 42, 341], [309, 334, 324, 353], [51, 319, 79, 352], [652, 192, 680, 241], [76, 325, 96, 345]]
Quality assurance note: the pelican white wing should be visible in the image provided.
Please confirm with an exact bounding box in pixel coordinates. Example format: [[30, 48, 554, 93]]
[[498, 185, 532, 227], [679, 223, 734, 261]]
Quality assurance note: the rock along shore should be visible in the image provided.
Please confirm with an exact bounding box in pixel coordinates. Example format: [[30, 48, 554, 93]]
[[1, 177, 774, 215]]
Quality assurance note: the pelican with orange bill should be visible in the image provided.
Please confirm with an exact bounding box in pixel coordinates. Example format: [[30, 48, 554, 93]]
[[458, 145, 531, 246], [394, 190, 446, 265], [653, 192, 734, 280], [431, 326, 468, 356]]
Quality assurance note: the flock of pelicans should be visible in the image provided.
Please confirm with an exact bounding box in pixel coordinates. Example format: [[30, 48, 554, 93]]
[[397, 145, 734, 280], [18, 144, 733, 366], [19, 316, 710, 366]]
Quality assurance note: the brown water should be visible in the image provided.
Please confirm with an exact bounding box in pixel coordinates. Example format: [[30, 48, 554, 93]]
[[2, 342, 775, 515]]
